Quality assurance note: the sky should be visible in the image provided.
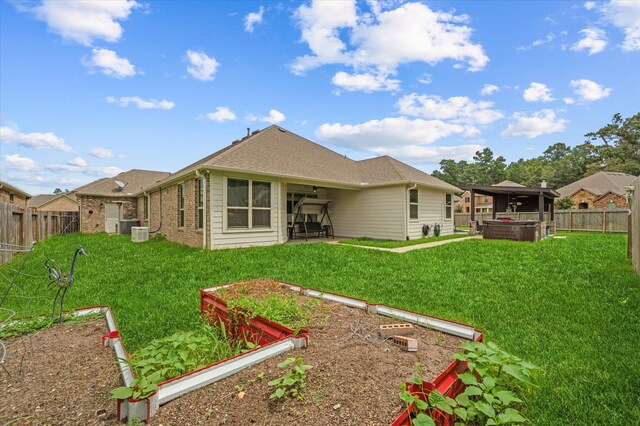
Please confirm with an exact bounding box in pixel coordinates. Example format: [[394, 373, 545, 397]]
[[1, 0, 638, 195]]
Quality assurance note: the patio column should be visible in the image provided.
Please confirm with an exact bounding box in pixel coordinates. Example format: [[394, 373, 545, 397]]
[[538, 193, 544, 222], [550, 198, 555, 221], [492, 195, 496, 220], [470, 189, 476, 222]]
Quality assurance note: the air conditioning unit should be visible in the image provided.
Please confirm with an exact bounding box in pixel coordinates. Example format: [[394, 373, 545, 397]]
[[131, 226, 149, 243]]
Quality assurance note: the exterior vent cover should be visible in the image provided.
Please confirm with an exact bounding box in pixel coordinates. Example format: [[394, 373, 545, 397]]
[[131, 226, 149, 243]]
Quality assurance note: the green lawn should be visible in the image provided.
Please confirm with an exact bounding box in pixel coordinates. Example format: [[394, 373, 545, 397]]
[[339, 233, 471, 248], [1, 232, 639, 425]]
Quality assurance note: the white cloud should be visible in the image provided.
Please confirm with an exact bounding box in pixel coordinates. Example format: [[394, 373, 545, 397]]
[[570, 79, 612, 101], [90, 147, 114, 158], [517, 33, 556, 50], [584, 2, 597, 11], [91, 166, 125, 176], [523, 82, 554, 102], [203, 107, 237, 122], [6, 154, 39, 172], [22, 0, 138, 46], [46, 159, 124, 176], [418, 73, 432, 85], [248, 109, 286, 124], [571, 28, 607, 54], [501, 109, 568, 139], [0, 126, 73, 152], [315, 117, 482, 164], [185, 50, 219, 81], [397, 94, 504, 125], [291, 1, 488, 90], [106, 96, 175, 110], [331, 71, 400, 92], [68, 157, 87, 167], [564, 97, 576, 104], [601, 0, 640, 51], [480, 84, 499, 96], [82, 48, 137, 78], [244, 6, 264, 33]]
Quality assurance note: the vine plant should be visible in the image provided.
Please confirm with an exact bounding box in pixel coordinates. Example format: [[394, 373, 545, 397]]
[[401, 341, 541, 425]]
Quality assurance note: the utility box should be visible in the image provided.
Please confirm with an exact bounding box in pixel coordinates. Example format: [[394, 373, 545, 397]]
[[119, 220, 140, 235], [131, 226, 149, 243]]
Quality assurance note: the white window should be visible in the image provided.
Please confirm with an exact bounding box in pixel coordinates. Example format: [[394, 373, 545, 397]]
[[226, 178, 271, 229], [177, 183, 185, 227], [409, 189, 418, 220], [445, 194, 452, 219], [196, 179, 204, 229]]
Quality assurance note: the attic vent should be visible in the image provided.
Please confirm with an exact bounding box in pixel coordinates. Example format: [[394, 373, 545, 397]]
[[251, 129, 261, 135], [277, 128, 286, 133], [232, 139, 241, 144]]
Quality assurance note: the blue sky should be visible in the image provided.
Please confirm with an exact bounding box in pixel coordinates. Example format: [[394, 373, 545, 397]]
[[1, 0, 638, 195]]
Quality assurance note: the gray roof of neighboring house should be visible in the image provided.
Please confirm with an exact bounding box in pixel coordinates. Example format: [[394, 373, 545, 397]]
[[0, 180, 31, 198], [75, 169, 171, 197], [493, 180, 525, 187], [27, 194, 78, 208], [156, 125, 460, 192], [557, 172, 637, 198]]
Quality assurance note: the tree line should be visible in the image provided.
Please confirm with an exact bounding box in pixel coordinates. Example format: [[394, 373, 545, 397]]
[[432, 112, 639, 190]]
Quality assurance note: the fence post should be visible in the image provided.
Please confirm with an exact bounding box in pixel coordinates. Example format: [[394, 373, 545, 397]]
[[569, 210, 573, 232], [603, 210, 606, 233]]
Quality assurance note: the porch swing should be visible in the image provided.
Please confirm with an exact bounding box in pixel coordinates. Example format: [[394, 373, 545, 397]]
[[291, 197, 334, 241]]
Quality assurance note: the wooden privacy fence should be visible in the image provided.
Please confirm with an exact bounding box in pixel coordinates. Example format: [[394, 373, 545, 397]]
[[0, 201, 79, 264], [629, 177, 639, 276], [455, 209, 629, 233]]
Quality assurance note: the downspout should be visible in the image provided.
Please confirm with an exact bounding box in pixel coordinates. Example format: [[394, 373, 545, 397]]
[[406, 183, 417, 240], [196, 169, 207, 250], [151, 187, 163, 234]]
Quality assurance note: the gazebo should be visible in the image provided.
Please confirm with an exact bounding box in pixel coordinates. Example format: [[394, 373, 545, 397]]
[[466, 184, 560, 241]]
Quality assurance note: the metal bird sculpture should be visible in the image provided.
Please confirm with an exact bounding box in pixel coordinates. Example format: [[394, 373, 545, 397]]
[[45, 246, 88, 323]]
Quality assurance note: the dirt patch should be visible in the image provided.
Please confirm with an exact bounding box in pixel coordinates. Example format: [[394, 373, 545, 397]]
[[0, 319, 122, 425], [155, 279, 466, 425]]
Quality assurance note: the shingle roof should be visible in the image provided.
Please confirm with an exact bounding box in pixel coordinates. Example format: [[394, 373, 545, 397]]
[[27, 194, 78, 208], [0, 180, 31, 198], [493, 180, 525, 187], [156, 125, 460, 192], [557, 172, 637, 197], [75, 169, 171, 196]]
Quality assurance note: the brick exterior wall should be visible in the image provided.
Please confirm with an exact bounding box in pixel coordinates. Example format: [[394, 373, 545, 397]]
[[148, 175, 210, 248], [80, 196, 138, 233], [0, 189, 28, 209], [593, 192, 628, 208], [570, 189, 598, 209]]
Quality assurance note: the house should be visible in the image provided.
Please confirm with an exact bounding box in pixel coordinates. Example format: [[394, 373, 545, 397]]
[[75, 169, 170, 234], [556, 172, 636, 209], [144, 125, 461, 249], [27, 193, 79, 212], [459, 180, 524, 213], [0, 180, 31, 208]]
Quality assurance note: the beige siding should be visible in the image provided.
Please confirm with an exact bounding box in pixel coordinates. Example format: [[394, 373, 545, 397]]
[[210, 172, 281, 249], [407, 187, 455, 239], [38, 196, 78, 212], [327, 186, 405, 240]]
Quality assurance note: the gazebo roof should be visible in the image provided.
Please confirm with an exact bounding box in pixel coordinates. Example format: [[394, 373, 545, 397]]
[[463, 185, 560, 198]]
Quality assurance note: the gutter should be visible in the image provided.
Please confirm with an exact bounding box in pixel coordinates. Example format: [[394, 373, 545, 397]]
[[195, 169, 208, 249]]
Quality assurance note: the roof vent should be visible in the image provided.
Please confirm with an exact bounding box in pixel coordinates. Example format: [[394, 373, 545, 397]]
[[232, 139, 241, 144], [251, 129, 261, 135], [278, 127, 286, 133]]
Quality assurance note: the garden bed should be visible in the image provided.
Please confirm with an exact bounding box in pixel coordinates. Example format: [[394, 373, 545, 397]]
[[155, 279, 469, 425], [0, 318, 121, 425]]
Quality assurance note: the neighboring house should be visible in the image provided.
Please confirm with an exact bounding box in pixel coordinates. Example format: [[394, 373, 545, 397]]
[[557, 172, 636, 209], [27, 194, 79, 212], [459, 180, 524, 213], [76, 169, 170, 234], [144, 125, 461, 250], [0, 180, 31, 208]]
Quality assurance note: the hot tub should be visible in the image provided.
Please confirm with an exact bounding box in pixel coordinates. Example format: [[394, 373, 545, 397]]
[[483, 220, 542, 242]]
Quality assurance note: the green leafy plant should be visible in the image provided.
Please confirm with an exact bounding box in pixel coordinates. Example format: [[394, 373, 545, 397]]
[[268, 356, 312, 400], [401, 342, 540, 425], [111, 320, 253, 400]]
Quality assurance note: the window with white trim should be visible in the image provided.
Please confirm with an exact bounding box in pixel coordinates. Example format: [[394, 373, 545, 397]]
[[196, 179, 204, 229], [409, 189, 418, 220], [177, 183, 185, 227], [226, 178, 271, 229], [445, 193, 452, 219]]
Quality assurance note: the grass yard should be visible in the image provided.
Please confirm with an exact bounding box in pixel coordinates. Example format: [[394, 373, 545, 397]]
[[339, 233, 471, 248], [1, 232, 639, 425]]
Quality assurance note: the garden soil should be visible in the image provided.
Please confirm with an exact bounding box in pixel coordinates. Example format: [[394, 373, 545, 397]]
[[0, 319, 122, 425], [0, 280, 467, 425]]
